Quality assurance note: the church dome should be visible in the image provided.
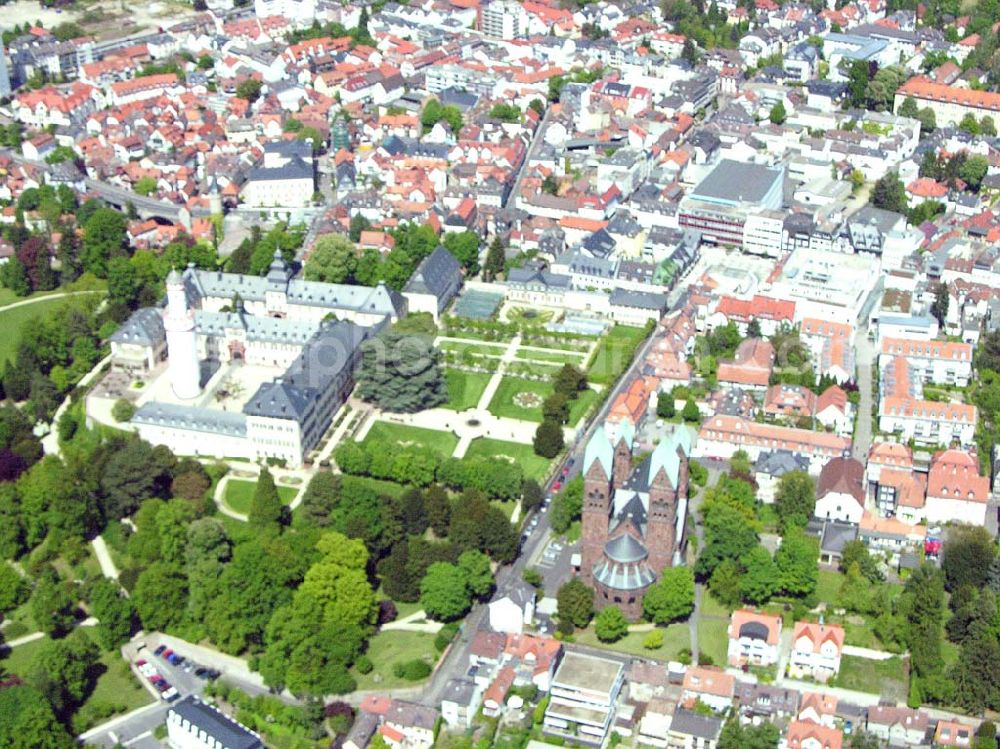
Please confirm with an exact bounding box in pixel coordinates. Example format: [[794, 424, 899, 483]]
[[604, 533, 647, 564]]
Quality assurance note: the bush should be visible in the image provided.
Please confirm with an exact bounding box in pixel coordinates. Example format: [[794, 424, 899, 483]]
[[643, 630, 664, 650], [355, 655, 373, 674], [435, 622, 460, 652], [111, 398, 136, 422], [393, 659, 432, 681], [377, 599, 398, 625]]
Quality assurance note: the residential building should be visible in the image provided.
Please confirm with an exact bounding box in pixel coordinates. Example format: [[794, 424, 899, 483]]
[[440, 679, 482, 730], [166, 696, 264, 749], [681, 666, 735, 713], [487, 581, 536, 635], [784, 720, 844, 749], [924, 449, 990, 526], [243, 140, 315, 209], [788, 621, 845, 681], [734, 683, 801, 724], [754, 450, 811, 504], [481, 0, 529, 39], [894, 77, 1000, 126], [543, 651, 625, 746], [727, 609, 782, 667], [667, 709, 723, 749], [933, 719, 974, 747], [815, 457, 866, 524], [864, 706, 929, 746], [878, 337, 973, 387], [878, 396, 977, 448], [695, 416, 852, 473], [717, 338, 775, 390]]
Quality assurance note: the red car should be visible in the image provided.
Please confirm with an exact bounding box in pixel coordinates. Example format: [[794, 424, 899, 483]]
[[552, 480, 562, 491]]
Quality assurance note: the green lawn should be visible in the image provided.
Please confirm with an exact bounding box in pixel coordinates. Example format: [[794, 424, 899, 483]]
[[351, 629, 439, 690], [361, 421, 459, 456], [587, 325, 648, 385], [697, 618, 729, 666], [443, 369, 492, 411], [342, 476, 408, 498], [700, 592, 732, 620], [835, 655, 907, 700], [0, 630, 152, 733], [439, 340, 507, 358], [815, 569, 844, 605], [488, 376, 551, 422], [487, 377, 596, 426], [0, 297, 90, 363], [223, 479, 298, 515], [464, 438, 552, 482], [573, 623, 690, 659], [515, 348, 587, 365], [73, 651, 155, 733]]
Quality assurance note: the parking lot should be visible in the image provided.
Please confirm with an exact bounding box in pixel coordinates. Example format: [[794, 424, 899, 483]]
[[84, 637, 221, 747]]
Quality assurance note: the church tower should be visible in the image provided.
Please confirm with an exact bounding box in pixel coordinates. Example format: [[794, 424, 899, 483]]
[[646, 428, 692, 573], [580, 426, 614, 586], [164, 269, 201, 400]]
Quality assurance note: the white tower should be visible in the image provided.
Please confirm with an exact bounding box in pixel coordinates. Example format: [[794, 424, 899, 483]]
[[163, 269, 201, 400]]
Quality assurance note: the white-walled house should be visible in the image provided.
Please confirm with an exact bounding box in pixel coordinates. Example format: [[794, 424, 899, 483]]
[[488, 582, 536, 635], [788, 622, 845, 682], [814, 457, 866, 524], [727, 610, 782, 668]]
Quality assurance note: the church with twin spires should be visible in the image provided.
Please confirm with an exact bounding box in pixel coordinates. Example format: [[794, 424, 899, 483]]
[[581, 423, 693, 619]]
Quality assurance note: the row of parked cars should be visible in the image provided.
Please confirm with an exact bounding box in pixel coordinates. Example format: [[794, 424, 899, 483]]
[[135, 658, 179, 702], [134, 644, 221, 702]]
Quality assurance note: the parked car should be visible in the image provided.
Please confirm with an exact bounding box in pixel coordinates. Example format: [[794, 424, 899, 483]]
[[154, 645, 167, 656], [161, 649, 174, 661], [163, 687, 179, 702], [552, 480, 562, 491]]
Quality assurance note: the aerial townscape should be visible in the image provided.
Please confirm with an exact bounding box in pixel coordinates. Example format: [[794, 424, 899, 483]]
[[5, 0, 1000, 748]]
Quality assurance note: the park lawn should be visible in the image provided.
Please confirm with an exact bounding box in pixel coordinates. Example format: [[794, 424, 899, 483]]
[[568, 388, 599, 426], [587, 325, 648, 385], [73, 650, 155, 732], [223, 479, 298, 515], [0, 296, 88, 363], [697, 618, 729, 666], [515, 347, 587, 365], [488, 376, 552, 422], [439, 340, 508, 358], [351, 629, 439, 690], [362, 421, 459, 456], [0, 632, 48, 675], [443, 369, 492, 412], [573, 623, 690, 660], [835, 655, 907, 699], [343, 476, 408, 498], [464, 438, 552, 482]]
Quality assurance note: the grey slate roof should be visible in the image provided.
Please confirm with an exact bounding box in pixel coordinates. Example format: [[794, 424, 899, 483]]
[[195, 311, 319, 345], [670, 709, 723, 740], [168, 697, 264, 749], [609, 288, 668, 311], [754, 449, 810, 477], [691, 159, 783, 204], [404, 245, 462, 298], [111, 308, 166, 347], [132, 403, 248, 437], [248, 155, 313, 182], [243, 320, 369, 420], [442, 678, 479, 705]]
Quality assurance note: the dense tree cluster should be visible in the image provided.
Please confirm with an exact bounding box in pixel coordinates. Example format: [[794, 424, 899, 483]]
[[355, 329, 448, 413], [696, 474, 818, 609], [334, 439, 525, 500]]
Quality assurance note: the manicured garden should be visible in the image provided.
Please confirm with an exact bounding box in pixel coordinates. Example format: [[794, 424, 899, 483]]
[[223, 479, 298, 515], [443, 369, 492, 411], [488, 376, 597, 426], [360, 421, 459, 456], [587, 325, 649, 385], [464, 438, 553, 482]]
